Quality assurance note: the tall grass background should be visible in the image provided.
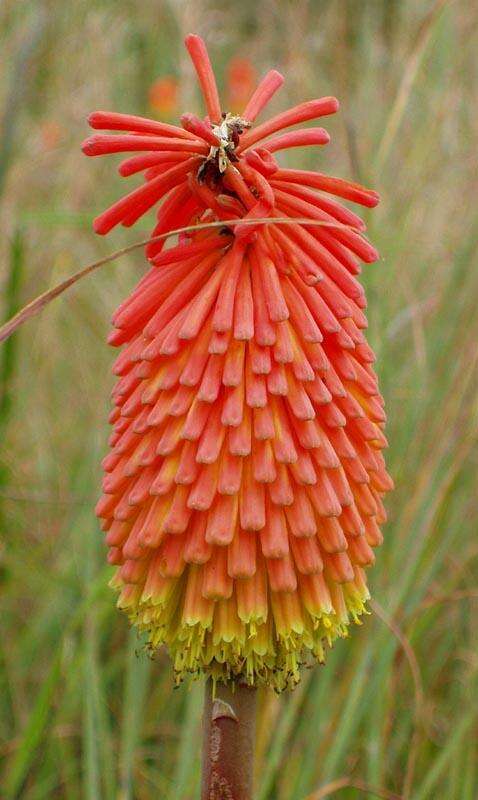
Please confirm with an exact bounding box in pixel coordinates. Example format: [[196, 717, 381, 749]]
[[1, 1, 477, 798]]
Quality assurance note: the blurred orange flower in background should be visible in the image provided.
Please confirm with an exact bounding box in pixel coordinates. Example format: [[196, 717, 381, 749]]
[[226, 56, 257, 114], [149, 76, 179, 118]]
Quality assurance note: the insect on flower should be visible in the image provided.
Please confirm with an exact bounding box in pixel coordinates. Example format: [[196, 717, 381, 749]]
[[82, 34, 393, 692]]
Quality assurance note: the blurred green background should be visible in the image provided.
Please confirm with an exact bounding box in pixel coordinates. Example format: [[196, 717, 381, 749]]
[[1, 1, 477, 798]]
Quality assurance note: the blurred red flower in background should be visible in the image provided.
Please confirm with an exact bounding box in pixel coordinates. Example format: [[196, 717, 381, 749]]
[[149, 76, 179, 119], [226, 56, 257, 114]]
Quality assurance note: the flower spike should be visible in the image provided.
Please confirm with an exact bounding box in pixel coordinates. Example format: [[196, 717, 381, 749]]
[[84, 33, 392, 692]]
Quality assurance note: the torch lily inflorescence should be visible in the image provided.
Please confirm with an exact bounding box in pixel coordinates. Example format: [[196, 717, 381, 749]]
[[83, 34, 393, 692]]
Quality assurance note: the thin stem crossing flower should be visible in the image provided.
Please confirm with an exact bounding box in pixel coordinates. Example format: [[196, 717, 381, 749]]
[[83, 33, 393, 692]]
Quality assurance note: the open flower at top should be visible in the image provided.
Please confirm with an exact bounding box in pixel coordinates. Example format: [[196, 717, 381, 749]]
[[83, 34, 393, 691]]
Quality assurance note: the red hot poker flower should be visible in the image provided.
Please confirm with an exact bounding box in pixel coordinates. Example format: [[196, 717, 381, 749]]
[[83, 33, 393, 691]]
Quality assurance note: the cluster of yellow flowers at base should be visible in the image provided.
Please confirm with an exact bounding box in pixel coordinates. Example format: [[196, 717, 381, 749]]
[[113, 559, 370, 691]]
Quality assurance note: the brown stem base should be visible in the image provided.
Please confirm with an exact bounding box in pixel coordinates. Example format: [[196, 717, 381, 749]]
[[201, 679, 257, 800]]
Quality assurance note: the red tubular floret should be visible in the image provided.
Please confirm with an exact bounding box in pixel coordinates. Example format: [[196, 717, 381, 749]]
[[88, 110, 197, 139], [237, 97, 339, 153], [272, 168, 380, 208], [269, 179, 367, 231], [244, 148, 279, 177], [243, 69, 285, 122], [273, 188, 379, 262], [93, 158, 199, 235], [264, 127, 330, 152], [185, 34, 222, 124], [145, 184, 198, 260], [232, 160, 275, 241], [82, 134, 208, 156], [118, 152, 190, 177], [181, 113, 220, 146], [152, 233, 230, 267]]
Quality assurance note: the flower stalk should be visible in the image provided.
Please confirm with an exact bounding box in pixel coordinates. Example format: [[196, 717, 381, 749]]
[[201, 679, 257, 800]]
